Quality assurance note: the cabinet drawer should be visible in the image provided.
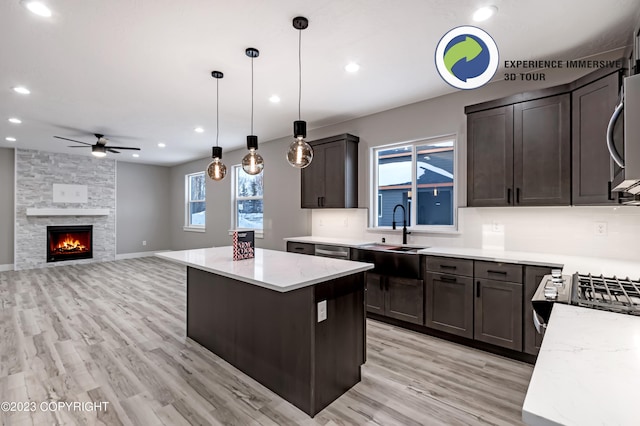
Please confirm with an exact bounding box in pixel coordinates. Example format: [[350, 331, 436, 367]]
[[474, 261, 523, 283], [286, 241, 315, 255], [426, 256, 473, 277]]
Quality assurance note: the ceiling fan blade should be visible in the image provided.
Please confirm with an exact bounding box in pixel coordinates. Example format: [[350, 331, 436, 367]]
[[67, 145, 90, 148], [107, 149, 120, 154], [55, 136, 93, 145], [108, 146, 141, 150]]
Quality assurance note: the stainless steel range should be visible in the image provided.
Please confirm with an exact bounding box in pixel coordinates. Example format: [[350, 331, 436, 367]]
[[571, 274, 640, 314], [532, 271, 640, 334]]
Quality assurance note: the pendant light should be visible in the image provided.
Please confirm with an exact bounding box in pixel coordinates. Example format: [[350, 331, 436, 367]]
[[241, 47, 264, 175], [207, 71, 227, 181], [286, 16, 313, 169]]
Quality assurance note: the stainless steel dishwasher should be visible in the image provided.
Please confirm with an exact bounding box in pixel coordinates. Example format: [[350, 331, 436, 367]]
[[314, 244, 350, 260]]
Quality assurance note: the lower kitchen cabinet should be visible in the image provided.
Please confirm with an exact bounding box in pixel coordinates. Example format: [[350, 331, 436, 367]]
[[365, 273, 385, 315], [523, 266, 553, 355], [474, 278, 523, 351], [365, 273, 424, 325], [425, 272, 473, 338]]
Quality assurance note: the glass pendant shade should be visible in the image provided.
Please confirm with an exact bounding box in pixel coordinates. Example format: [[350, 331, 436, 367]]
[[207, 146, 226, 181], [241, 135, 264, 175]]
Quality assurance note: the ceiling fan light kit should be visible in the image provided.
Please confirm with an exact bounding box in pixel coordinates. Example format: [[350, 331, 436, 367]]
[[207, 70, 227, 181], [241, 47, 264, 176], [286, 16, 314, 169]]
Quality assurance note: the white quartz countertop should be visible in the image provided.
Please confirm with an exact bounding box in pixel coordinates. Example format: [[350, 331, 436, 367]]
[[156, 246, 373, 292], [522, 303, 640, 426], [284, 236, 377, 248]]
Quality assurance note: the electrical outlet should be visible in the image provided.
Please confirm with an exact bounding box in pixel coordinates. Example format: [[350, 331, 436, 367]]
[[142, 240, 147, 246], [317, 300, 327, 322], [594, 222, 607, 236], [492, 221, 500, 232]]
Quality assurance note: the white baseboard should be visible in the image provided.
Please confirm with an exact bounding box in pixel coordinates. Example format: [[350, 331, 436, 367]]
[[0, 264, 14, 272], [115, 250, 169, 260]]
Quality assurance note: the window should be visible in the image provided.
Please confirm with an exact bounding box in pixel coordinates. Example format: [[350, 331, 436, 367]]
[[232, 165, 263, 233], [185, 171, 206, 230], [372, 136, 456, 230]]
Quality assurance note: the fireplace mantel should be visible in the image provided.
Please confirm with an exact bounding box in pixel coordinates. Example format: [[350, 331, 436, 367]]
[[26, 208, 110, 216]]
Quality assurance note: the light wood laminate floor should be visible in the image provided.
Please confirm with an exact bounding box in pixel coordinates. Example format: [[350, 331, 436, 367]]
[[0, 257, 533, 425]]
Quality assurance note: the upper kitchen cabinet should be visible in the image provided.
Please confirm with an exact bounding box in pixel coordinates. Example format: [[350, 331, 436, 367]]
[[467, 92, 570, 207], [513, 94, 571, 205], [467, 105, 514, 206], [572, 70, 622, 205], [301, 134, 359, 208]]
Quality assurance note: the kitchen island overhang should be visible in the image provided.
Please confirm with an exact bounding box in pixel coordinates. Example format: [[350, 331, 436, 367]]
[[156, 247, 374, 417]]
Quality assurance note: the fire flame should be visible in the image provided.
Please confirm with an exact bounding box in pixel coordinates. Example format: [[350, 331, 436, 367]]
[[55, 236, 87, 252]]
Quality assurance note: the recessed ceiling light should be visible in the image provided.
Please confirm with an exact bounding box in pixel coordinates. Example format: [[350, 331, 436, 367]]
[[269, 95, 281, 103], [472, 5, 498, 22], [21, 1, 52, 17], [132, 153, 140, 158], [194, 127, 204, 133], [5, 137, 17, 142], [157, 142, 166, 148], [345, 62, 360, 73], [8, 118, 22, 124], [13, 86, 31, 95]]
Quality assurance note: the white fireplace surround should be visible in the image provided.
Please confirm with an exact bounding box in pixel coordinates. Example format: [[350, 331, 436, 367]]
[[26, 208, 110, 216]]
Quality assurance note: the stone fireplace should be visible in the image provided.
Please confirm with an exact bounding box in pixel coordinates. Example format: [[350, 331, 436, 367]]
[[47, 225, 93, 263]]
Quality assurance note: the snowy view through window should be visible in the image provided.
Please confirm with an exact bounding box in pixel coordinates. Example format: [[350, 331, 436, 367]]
[[235, 168, 263, 229], [376, 140, 454, 227], [188, 172, 206, 226]]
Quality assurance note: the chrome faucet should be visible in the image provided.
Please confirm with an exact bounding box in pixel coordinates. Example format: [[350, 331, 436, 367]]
[[392, 204, 411, 244]]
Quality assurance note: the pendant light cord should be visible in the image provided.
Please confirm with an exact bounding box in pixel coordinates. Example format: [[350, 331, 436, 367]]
[[298, 29, 302, 120], [251, 56, 254, 135], [215, 77, 219, 147]]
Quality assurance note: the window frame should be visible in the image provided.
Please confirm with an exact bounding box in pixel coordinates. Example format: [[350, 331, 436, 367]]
[[184, 171, 206, 232], [230, 165, 264, 238], [370, 134, 458, 234]]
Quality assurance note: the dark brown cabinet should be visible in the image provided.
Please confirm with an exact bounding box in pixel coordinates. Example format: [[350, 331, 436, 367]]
[[301, 134, 359, 208], [572, 71, 621, 205], [473, 261, 523, 351], [514, 95, 571, 205], [365, 272, 423, 325], [467, 95, 570, 207], [467, 106, 514, 206], [523, 266, 552, 355], [424, 256, 474, 338], [425, 272, 474, 338]]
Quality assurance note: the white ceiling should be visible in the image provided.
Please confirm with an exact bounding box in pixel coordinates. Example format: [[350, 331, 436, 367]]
[[1, 0, 639, 166]]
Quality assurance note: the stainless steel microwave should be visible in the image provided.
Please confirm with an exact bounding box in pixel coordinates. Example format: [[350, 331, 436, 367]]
[[607, 72, 640, 203]]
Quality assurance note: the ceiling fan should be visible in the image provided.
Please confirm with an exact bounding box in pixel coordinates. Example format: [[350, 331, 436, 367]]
[[54, 134, 141, 157]]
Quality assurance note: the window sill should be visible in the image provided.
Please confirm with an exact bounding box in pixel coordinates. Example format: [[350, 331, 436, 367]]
[[183, 226, 206, 233], [366, 227, 461, 236], [228, 229, 264, 239]]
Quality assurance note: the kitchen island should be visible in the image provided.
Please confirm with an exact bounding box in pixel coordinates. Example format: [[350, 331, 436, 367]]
[[156, 246, 374, 417]]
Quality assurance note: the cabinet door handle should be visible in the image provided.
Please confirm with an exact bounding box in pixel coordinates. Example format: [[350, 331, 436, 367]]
[[487, 269, 507, 275], [440, 275, 458, 283], [476, 281, 481, 298], [440, 264, 457, 270], [507, 188, 512, 204], [516, 187, 521, 204], [293, 247, 304, 251]]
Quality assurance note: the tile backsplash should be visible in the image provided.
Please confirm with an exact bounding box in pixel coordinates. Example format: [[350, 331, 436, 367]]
[[312, 206, 640, 262]]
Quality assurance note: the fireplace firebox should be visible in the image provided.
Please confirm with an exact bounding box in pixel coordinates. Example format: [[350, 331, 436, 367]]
[[47, 225, 93, 263]]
